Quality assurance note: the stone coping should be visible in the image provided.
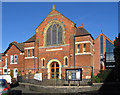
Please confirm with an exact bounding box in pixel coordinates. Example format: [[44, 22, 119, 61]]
[[19, 82, 91, 88]]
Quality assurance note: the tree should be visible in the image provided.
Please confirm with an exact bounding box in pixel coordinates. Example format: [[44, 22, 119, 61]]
[[114, 33, 120, 81], [114, 33, 120, 67]]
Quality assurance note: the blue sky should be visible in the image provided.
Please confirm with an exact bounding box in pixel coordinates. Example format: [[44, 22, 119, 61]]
[[2, 2, 118, 53]]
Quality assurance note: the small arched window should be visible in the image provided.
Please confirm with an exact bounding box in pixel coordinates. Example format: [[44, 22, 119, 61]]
[[46, 23, 63, 46], [64, 56, 68, 66], [65, 58, 67, 66], [41, 58, 45, 67]]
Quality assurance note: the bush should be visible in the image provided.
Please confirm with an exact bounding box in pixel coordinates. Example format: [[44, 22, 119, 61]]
[[97, 70, 111, 82], [10, 70, 13, 79], [17, 70, 22, 76], [92, 70, 111, 83], [92, 76, 101, 83]]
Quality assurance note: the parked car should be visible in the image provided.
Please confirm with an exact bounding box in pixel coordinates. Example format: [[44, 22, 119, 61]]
[[0, 79, 10, 95], [0, 75, 12, 84]]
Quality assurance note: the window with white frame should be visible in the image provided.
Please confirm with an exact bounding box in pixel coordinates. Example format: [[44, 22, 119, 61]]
[[27, 49, 30, 57], [83, 43, 86, 52], [41, 58, 45, 67], [77, 44, 80, 53], [3, 69, 7, 74], [8, 69, 10, 74], [32, 49, 34, 56], [10, 55, 13, 63], [14, 55, 17, 63], [5, 58, 7, 66]]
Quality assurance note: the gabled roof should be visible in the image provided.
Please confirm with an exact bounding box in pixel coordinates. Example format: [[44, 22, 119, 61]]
[[24, 35, 36, 43], [95, 32, 114, 45], [4, 42, 24, 54], [35, 5, 76, 31], [75, 26, 94, 40]]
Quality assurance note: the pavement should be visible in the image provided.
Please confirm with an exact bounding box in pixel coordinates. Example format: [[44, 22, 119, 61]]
[[18, 82, 102, 94], [10, 82, 120, 94]]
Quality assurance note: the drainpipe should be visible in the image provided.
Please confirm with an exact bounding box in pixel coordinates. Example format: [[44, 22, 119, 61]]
[[38, 40, 39, 72], [74, 36, 75, 69], [34, 42, 35, 74]]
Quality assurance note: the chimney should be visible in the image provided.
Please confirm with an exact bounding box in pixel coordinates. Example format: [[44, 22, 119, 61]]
[[78, 23, 83, 28], [13, 41, 17, 43]]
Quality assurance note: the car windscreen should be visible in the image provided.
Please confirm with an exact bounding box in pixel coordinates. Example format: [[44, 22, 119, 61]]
[[0, 80, 7, 88]]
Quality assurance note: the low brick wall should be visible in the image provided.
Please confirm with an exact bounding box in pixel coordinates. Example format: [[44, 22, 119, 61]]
[[19, 82, 102, 93], [18, 77, 92, 86]]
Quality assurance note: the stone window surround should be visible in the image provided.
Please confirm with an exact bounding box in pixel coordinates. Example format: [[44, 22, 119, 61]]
[[75, 41, 93, 56], [64, 56, 68, 67], [10, 55, 18, 64], [43, 20, 65, 46], [41, 58, 45, 68]]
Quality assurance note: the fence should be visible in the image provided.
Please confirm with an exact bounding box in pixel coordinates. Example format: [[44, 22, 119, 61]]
[[17, 70, 92, 86]]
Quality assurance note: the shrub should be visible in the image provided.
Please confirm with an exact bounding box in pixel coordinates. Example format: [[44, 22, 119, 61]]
[[17, 70, 22, 76], [92, 70, 111, 83], [92, 76, 101, 83], [10, 70, 13, 79], [97, 70, 111, 82]]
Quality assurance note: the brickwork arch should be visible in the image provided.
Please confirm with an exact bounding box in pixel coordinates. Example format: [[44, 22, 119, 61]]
[[43, 20, 65, 46], [47, 59, 62, 79]]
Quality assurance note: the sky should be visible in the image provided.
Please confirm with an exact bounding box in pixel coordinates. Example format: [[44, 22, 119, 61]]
[[1, 2, 118, 53]]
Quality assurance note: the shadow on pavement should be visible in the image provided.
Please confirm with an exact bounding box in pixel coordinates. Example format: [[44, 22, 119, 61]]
[[98, 68, 120, 94]]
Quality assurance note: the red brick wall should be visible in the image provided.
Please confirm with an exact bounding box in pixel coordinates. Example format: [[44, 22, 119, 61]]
[[1, 45, 24, 77], [75, 35, 94, 79], [94, 33, 110, 76], [24, 42, 39, 74], [94, 37, 100, 75], [35, 10, 76, 46], [1, 9, 95, 80]]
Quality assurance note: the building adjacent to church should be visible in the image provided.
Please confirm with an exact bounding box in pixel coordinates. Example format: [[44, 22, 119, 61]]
[[94, 32, 115, 75], [1, 5, 115, 80]]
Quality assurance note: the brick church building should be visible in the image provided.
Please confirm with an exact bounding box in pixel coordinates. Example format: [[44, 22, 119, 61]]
[[1, 5, 114, 80]]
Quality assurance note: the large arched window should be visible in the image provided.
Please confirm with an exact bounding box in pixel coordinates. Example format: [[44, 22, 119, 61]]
[[46, 23, 63, 46]]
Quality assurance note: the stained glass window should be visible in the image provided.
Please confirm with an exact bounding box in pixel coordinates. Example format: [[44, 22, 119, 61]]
[[100, 35, 103, 55], [58, 26, 62, 44], [47, 26, 51, 45], [46, 23, 63, 46], [52, 24, 57, 44]]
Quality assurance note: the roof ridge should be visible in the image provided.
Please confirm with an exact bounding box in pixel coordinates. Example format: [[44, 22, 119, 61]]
[[35, 6, 76, 31], [25, 34, 36, 43]]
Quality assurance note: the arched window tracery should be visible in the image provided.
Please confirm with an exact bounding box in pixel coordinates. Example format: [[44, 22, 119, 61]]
[[46, 23, 63, 46]]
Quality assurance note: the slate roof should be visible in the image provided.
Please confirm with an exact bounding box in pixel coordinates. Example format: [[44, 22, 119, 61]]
[[4, 42, 24, 54], [25, 35, 36, 43], [75, 26, 94, 40]]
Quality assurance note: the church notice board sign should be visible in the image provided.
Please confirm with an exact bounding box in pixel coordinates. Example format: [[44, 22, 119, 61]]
[[66, 68, 82, 81], [34, 73, 42, 81]]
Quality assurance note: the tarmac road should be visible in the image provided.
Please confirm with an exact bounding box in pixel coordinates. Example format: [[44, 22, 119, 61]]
[[10, 82, 120, 95], [10, 86, 41, 95]]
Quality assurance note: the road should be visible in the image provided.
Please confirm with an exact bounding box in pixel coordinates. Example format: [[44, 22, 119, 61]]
[[11, 86, 42, 95], [10, 85, 97, 95], [10, 82, 120, 95]]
